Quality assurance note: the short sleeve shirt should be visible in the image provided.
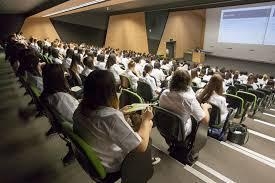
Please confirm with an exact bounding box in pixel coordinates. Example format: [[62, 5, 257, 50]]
[[73, 106, 141, 173]]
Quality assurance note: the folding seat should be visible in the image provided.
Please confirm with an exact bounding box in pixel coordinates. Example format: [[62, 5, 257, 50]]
[[208, 103, 236, 141], [226, 85, 237, 95], [153, 106, 208, 165], [234, 83, 247, 92], [225, 94, 249, 123], [119, 89, 144, 109], [257, 88, 273, 108], [248, 89, 266, 112], [137, 81, 157, 103], [236, 91, 257, 117], [62, 122, 154, 183]]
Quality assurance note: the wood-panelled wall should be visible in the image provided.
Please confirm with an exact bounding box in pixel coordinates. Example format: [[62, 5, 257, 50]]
[[20, 17, 60, 41], [157, 10, 205, 58], [105, 12, 149, 53]]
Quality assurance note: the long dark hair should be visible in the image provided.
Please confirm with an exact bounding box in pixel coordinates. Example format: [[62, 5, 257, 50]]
[[70, 53, 81, 74], [105, 54, 116, 69], [81, 70, 118, 110], [197, 73, 224, 103], [41, 64, 70, 99]]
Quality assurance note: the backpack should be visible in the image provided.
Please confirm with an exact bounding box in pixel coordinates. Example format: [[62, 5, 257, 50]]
[[227, 123, 249, 145]]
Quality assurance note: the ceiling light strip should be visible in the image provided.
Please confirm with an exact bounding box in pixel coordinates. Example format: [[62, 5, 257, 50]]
[[42, 0, 106, 17]]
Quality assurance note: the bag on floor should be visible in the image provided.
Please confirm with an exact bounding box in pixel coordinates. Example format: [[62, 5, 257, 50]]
[[227, 123, 249, 145]]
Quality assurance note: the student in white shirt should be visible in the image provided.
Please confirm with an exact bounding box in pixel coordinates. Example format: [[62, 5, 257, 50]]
[[52, 48, 62, 64], [151, 61, 166, 87], [224, 72, 233, 86], [81, 54, 95, 77], [246, 74, 258, 90], [191, 69, 202, 88], [197, 74, 228, 124], [41, 64, 79, 123], [106, 54, 124, 84], [25, 54, 45, 92], [159, 70, 211, 138], [140, 64, 160, 96], [63, 49, 74, 69], [124, 60, 140, 91], [134, 57, 144, 77], [202, 69, 213, 82], [68, 54, 83, 87], [73, 70, 153, 173], [160, 59, 171, 73], [95, 54, 106, 70]]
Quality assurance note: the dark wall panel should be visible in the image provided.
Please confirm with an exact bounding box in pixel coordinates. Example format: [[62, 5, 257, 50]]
[[0, 14, 25, 41], [145, 10, 168, 54], [51, 19, 106, 47]]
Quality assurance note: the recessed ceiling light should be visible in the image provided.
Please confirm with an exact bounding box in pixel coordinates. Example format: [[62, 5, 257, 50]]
[[106, 6, 110, 11], [42, 0, 106, 17]]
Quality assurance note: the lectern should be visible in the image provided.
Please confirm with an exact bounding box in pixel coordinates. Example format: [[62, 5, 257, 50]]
[[192, 52, 205, 63]]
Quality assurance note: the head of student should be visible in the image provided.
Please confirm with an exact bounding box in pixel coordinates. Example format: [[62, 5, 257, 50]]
[[170, 70, 191, 92], [106, 54, 117, 69], [41, 64, 70, 98], [81, 70, 118, 110], [128, 60, 136, 71], [197, 73, 224, 103], [83, 55, 94, 69], [143, 64, 153, 77]]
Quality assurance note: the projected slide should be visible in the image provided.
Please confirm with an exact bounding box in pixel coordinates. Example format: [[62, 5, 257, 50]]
[[264, 6, 275, 45], [218, 6, 271, 44]]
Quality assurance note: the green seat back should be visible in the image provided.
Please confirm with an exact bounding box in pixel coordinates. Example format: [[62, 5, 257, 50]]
[[234, 83, 247, 92], [226, 85, 237, 95], [61, 122, 107, 179], [225, 94, 244, 116], [137, 81, 153, 102], [119, 89, 143, 108], [236, 91, 257, 110]]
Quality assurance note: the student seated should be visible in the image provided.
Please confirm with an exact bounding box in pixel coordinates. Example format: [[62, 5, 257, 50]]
[[151, 61, 166, 87], [26, 57, 45, 93], [41, 64, 79, 123], [140, 64, 161, 96], [81, 54, 95, 77], [159, 70, 211, 138], [191, 69, 203, 88], [52, 48, 62, 64], [106, 54, 124, 84], [73, 70, 153, 173], [197, 74, 229, 125], [124, 60, 139, 91], [96, 53, 106, 70], [63, 49, 74, 69], [246, 74, 258, 90], [68, 54, 83, 87]]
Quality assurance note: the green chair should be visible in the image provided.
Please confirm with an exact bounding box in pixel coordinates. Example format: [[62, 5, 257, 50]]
[[226, 85, 237, 95], [234, 83, 247, 92], [236, 91, 257, 117], [119, 89, 144, 108], [137, 81, 157, 102], [248, 89, 266, 113], [153, 106, 208, 165], [62, 122, 154, 183], [257, 88, 273, 108], [61, 122, 112, 182], [225, 94, 248, 123]]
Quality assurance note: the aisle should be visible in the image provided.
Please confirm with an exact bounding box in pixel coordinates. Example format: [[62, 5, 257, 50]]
[[151, 102, 275, 183]]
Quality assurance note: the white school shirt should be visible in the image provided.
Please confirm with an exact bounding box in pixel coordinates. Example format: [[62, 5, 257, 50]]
[[81, 67, 93, 77], [73, 106, 141, 173], [96, 62, 106, 70], [159, 88, 205, 138], [151, 68, 165, 87], [135, 63, 143, 77], [53, 58, 62, 64], [109, 64, 124, 83], [139, 74, 158, 95], [47, 92, 79, 123], [208, 92, 228, 124], [125, 70, 139, 91], [192, 77, 202, 88], [63, 58, 72, 69]]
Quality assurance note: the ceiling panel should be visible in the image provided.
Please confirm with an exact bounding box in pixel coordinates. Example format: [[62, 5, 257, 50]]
[[0, 0, 47, 14]]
